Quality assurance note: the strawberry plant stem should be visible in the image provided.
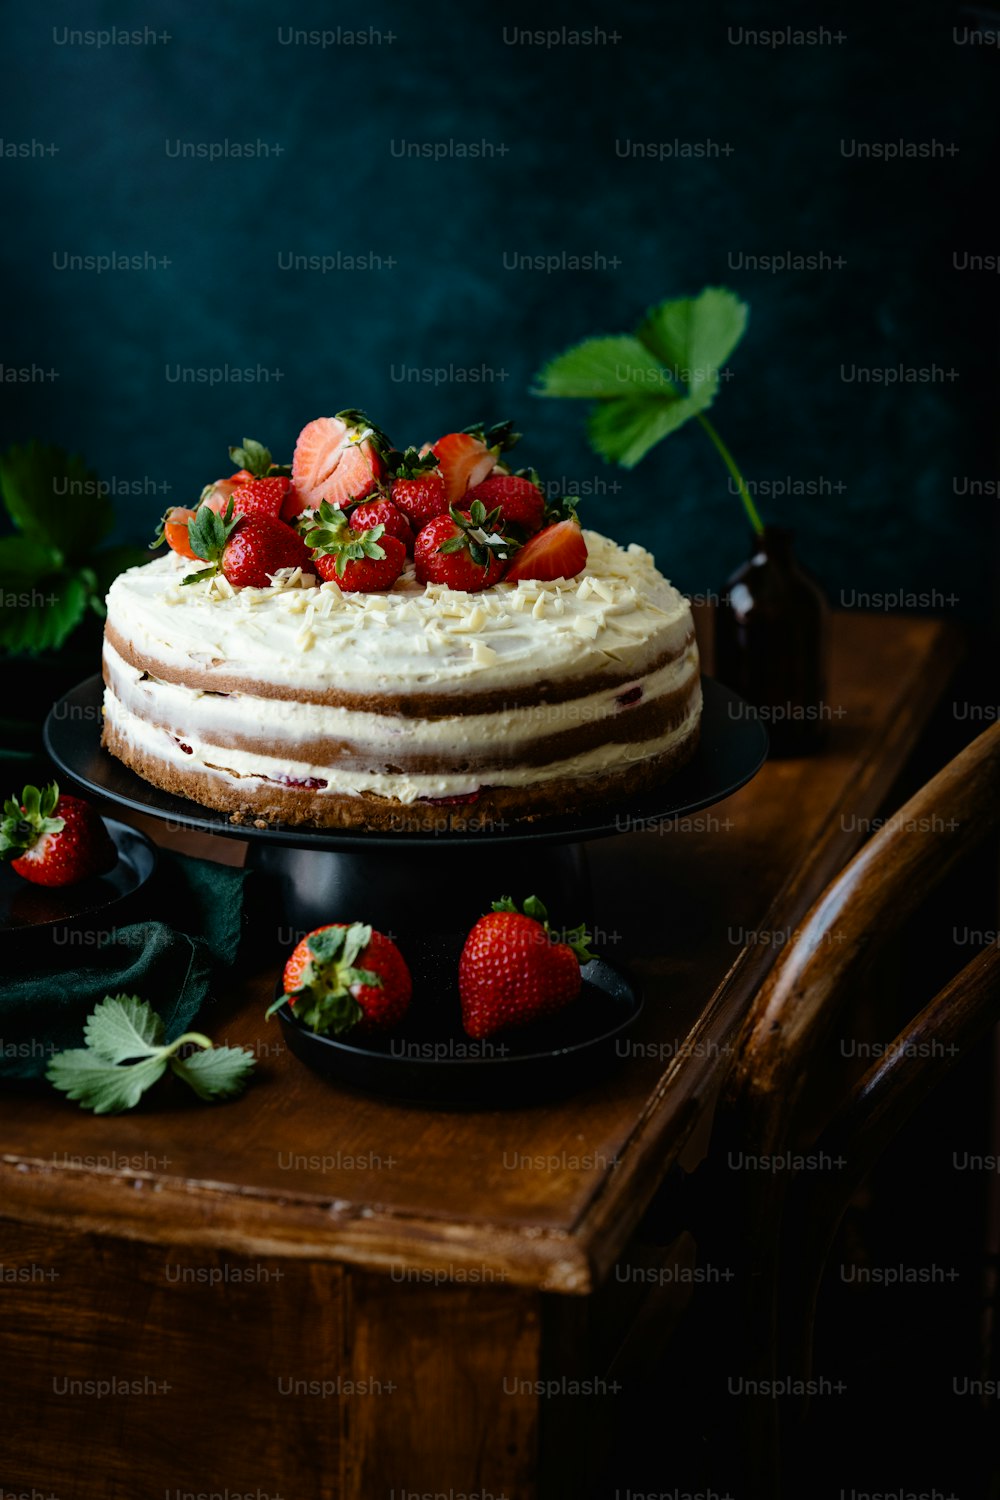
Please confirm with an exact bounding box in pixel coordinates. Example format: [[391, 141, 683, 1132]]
[[166, 1032, 214, 1054], [696, 415, 765, 537]]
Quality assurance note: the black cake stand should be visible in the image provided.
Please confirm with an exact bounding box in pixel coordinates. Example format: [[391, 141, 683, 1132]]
[[43, 674, 767, 936]]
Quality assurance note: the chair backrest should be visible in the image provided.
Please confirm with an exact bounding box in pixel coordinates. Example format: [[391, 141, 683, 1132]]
[[709, 720, 1000, 1499], [724, 719, 1000, 1162]]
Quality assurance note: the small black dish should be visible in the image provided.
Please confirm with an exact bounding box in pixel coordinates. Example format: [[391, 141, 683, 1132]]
[[0, 818, 158, 967], [274, 957, 643, 1108]]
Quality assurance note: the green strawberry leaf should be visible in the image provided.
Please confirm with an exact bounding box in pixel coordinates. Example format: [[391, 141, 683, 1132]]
[[340, 922, 373, 968], [586, 395, 705, 469], [295, 990, 363, 1036], [636, 287, 748, 398], [534, 336, 673, 399], [169, 1045, 256, 1102], [83, 993, 166, 1063], [563, 922, 597, 965], [47, 995, 256, 1113], [0, 567, 92, 654], [47, 1049, 168, 1115], [384, 446, 440, 479], [461, 419, 521, 452], [0, 441, 113, 561], [229, 438, 274, 477]]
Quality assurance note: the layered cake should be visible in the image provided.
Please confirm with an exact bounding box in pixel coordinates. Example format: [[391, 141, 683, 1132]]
[[101, 415, 701, 831]]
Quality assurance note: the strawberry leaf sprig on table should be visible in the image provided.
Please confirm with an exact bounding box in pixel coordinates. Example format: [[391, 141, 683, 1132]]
[[533, 285, 764, 536], [47, 995, 256, 1114]]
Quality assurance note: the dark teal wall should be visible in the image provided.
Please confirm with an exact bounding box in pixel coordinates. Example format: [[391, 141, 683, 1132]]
[[2, 0, 996, 615]]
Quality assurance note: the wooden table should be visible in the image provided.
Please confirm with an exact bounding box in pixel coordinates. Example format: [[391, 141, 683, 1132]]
[[0, 614, 962, 1499]]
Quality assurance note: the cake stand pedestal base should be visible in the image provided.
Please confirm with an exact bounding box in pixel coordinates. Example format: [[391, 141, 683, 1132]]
[[245, 839, 593, 940]]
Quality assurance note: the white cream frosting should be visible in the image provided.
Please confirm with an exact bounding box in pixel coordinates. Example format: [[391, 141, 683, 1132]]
[[104, 530, 694, 697], [103, 683, 703, 802], [103, 638, 700, 761]]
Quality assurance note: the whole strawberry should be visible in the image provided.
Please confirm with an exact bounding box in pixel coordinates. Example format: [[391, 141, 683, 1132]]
[[413, 501, 514, 591], [183, 498, 313, 589], [465, 472, 544, 535], [1, 782, 116, 888], [305, 502, 406, 592], [268, 922, 412, 1036], [386, 446, 449, 531], [459, 896, 595, 1039], [199, 436, 290, 513], [349, 496, 415, 554], [231, 475, 290, 520], [153, 506, 199, 560]]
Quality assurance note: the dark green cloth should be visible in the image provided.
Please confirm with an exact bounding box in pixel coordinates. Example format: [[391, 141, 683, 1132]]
[[0, 853, 245, 1080]]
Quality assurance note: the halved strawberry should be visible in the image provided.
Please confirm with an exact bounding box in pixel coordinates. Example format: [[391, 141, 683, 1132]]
[[504, 519, 587, 583], [290, 410, 390, 516], [431, 420, 520, 506]]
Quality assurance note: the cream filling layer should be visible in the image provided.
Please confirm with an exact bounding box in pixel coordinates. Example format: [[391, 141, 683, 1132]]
[[104, 681, 703, 803], [104, 531, 694, 696], [103, 639, 700, 756]]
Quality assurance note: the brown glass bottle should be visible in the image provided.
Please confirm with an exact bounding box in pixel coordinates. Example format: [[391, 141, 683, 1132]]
[[714, 527, 831, 757]]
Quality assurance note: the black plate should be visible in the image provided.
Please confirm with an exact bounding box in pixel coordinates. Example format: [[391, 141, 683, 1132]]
[[275, 957, 642, 1107], [43, 674, 767, 851], [0, 818, 158, 964]]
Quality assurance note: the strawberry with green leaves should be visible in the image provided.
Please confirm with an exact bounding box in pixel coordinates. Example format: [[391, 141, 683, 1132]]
[[182, 497, 313, 589], [305, 502, 406, 592], [268, 923, 412, 1036], [200, 436, 292, 512], [348, 496, 415, 554], [1, 781, 116, 887], [459, 896, 595, 1039], [464, 470, 545, 535], [413, 500, 517, 591], [385, 446, 449, 531], [430, 420, 521, 506]]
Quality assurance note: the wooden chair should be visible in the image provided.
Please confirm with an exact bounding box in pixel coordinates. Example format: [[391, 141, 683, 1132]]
[[707, 720, 1000, 1496]]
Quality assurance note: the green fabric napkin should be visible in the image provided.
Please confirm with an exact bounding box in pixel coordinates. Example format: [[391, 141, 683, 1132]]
[[0, 852, 245, 1081]]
